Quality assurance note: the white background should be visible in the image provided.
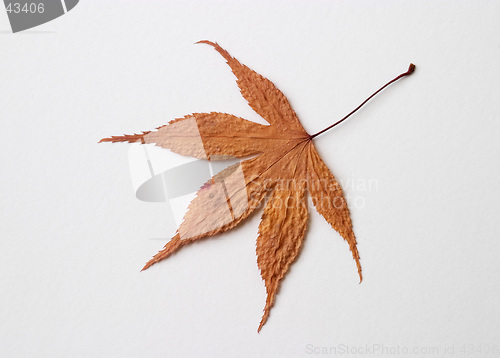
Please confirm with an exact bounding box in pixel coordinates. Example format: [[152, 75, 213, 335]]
[[1, 1, 499, 357]]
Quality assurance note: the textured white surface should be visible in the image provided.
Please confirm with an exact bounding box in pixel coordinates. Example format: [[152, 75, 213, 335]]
[[1, 1, 500, 357]]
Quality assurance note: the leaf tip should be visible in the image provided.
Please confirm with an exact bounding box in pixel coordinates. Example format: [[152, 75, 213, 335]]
[[195, 40, 233, 63], [257, 314, 267, 333], [140, 263, 151, 272], [356, 260, 363, 283], [195, 40, 215, 46], [142, 234, 184, 271], [97, 133, 148, 144], [258, 297, 273, 333]]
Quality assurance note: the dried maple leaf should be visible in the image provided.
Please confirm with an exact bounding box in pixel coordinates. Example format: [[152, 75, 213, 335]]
[[100, 41, 414, 331]]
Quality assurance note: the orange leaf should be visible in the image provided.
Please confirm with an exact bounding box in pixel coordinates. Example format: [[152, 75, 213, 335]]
[[100, 41, 415, 331]]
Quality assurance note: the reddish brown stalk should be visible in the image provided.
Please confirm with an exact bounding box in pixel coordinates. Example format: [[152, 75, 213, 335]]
[[310, 63, 415, 139]]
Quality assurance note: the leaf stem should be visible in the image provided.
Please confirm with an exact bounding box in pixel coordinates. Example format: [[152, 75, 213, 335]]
[[309, 63, 415, 139]]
